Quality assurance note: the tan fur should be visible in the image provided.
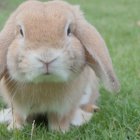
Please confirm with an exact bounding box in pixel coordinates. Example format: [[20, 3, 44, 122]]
[[0, 0, 120, 131], [80, 104, 100, 113]]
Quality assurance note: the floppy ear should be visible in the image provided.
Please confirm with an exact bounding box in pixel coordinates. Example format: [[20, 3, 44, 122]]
[[73, 7, 120, 92], [0, 0, 36, 79], [0, 12, 17, 79]]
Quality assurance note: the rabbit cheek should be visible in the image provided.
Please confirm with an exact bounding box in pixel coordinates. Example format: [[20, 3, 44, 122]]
[[7, 44, 22, 81], [61, 49, 85, 80], [68, 44, 85, 76], [7, 47, 36, 82]]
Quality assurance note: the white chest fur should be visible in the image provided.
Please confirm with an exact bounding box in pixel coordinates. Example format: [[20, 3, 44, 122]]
[[1, 69, 87, 118]]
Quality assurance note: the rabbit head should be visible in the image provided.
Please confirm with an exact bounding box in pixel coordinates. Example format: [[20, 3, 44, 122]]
[[0, 0, 120, 92]]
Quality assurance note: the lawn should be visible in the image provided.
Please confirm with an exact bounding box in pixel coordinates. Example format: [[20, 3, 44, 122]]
[[0, 0, 140, 140]]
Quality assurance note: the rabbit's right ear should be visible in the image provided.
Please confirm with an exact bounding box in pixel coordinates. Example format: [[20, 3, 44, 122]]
[[0, 12, 17, 79]]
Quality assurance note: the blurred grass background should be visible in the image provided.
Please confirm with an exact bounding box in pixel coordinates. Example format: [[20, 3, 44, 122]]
[[0, 0, 140, 139]]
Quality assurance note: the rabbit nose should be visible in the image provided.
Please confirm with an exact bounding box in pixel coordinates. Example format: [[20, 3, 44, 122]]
[[38, 58, 57, 75]]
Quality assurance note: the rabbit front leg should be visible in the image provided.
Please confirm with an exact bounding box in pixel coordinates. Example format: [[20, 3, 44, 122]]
[[7, 110, 26, 131], [48, 110, 74, 133]]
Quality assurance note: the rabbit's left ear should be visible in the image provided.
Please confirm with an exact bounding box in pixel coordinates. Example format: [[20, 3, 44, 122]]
[[0, 0, 35, 80], [73, 6, 120, 92]]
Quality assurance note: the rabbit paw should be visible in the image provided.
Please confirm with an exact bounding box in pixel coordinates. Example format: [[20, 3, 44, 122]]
[[0, 108, 12, 124], [71, 108, 93, 126], [48, 113, 70, 133], [7, 121, 24, 131]]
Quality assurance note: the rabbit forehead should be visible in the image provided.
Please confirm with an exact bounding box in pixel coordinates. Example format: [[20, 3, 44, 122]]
[[16, 1, 74, 43]]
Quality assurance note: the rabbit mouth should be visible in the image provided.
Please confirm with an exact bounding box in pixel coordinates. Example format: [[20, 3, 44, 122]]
[[31, 73, 68, 84]]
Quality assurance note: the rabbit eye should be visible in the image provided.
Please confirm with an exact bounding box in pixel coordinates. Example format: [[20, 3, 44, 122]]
[[67, 27, 71, 36], [20, 28, 24, 37]]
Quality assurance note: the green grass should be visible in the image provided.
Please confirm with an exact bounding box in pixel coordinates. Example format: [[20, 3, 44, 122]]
[[0, 0, 140, 139]]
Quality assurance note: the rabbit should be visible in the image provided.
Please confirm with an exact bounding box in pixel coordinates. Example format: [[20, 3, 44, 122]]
[[0, 0, 120, 132]]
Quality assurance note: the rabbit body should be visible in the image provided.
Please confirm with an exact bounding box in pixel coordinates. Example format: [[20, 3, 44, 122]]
[[1, 66, 98, 131], [0, 0, 120, 132]]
